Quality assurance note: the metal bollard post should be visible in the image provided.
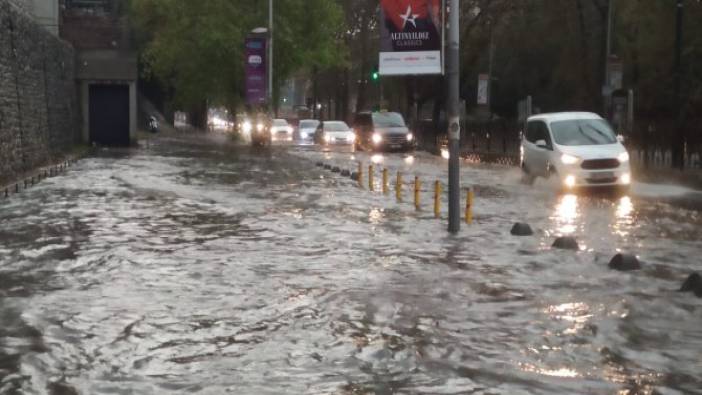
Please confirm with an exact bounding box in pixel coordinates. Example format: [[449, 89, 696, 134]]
[[396, 171, 403, 202], [368, 164, 374, 191], [382, 168, 389, 195], [414, 176, 421, 211], [358, 162, 363, 188], [434, 181, 442, 218], [465, 188, 474, 224]]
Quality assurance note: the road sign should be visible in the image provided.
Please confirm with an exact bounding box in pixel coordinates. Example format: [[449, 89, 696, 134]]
[[477, 73, 489, 105]]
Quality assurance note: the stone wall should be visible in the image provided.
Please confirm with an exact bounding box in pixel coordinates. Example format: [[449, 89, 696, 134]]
[[0, 0, 78, 185]]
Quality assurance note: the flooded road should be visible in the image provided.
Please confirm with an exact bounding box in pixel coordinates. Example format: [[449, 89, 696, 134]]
[[1, 134, 701, 394]]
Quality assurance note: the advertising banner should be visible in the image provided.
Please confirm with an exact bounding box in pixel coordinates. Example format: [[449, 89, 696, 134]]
[[245, 36, 267, 106], [379, 0, 443, 76]]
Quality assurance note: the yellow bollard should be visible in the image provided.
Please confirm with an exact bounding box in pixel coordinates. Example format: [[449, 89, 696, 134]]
[[358, 162, 363, 188], [396, 171, 403, 202], [414, 176, 421, 211], [382, 168, 389, 195], [434, 181, 442, 218], [465, 188, 474, 224], [368, 164, 375, 191]]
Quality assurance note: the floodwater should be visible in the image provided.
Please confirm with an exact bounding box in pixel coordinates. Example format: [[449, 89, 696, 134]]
[[1, 134, 701, 394]]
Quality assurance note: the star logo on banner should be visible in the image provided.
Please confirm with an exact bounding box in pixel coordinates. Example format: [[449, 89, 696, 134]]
[[399, 5, 419, 29]]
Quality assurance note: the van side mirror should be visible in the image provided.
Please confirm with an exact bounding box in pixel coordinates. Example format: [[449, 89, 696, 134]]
[[535, 139, 550, 150]]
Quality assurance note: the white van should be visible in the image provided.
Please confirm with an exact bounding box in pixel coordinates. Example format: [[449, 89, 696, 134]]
[[521, 112, 631, 189]]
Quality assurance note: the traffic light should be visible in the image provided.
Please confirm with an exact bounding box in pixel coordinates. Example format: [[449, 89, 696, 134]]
[[371, 67, 379, 82]]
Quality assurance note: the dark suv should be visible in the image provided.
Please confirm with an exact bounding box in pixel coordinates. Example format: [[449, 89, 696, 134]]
[[352, 112, 415, 152]]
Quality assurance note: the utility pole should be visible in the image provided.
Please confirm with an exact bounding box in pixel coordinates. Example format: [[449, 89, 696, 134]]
[[603, 0, 614, 116], [447, 0, 461, 234], [487, 19, 495, 118], [268, 0, 274, 113], [673, 0, 684, 169]]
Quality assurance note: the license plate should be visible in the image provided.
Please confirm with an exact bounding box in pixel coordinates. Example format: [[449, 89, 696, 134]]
[[590, 172, 614, 179], [390, 144, 401, 149]]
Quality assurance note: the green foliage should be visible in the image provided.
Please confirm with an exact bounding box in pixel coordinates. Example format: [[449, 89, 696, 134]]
[[130, 0, 345, 111]]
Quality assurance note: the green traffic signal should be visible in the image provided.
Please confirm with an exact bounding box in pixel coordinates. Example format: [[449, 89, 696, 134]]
[[372, 71, 379, 81]]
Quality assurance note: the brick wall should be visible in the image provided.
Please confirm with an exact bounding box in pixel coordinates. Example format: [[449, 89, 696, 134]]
[[0, 0, 78, 185]]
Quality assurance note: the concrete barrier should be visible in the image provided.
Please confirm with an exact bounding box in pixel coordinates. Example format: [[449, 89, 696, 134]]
[[608, 254, 641, 271], [511, 223, 533, 236], [552, 236, 579, 250], [680, 273, 702, 297]]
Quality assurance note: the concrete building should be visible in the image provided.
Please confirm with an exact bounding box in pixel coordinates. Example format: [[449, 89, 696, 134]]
[[60, 0, 137, 146]]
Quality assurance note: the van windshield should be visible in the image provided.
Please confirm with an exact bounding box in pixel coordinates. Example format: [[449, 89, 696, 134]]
[[550, 119, 617, 146], [372, 112, 405, 128]]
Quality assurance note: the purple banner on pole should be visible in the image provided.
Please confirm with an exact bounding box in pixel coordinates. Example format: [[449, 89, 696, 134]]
[[245, 37, 267, 106]]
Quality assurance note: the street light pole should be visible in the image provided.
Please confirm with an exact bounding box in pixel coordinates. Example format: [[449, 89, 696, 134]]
[[447, 0, 461, 234], [673, 0, 684, 169], [268, 0, 274, 113], [603, 0, 613, 116]]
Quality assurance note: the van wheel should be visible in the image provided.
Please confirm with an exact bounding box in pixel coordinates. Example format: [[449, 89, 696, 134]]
[[546, 162, 558, 178], [521, 162, 535, 185]]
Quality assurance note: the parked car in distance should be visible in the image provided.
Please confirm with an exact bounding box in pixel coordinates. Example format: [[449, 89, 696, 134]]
[[314, 121, 355, 145], [298, 119, 319, 141], [352, 111, 415, 152], [271, 119, 293, 141], [521, 112, 631, 191]]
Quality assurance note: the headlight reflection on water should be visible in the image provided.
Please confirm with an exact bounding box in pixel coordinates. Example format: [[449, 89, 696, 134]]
[[552, 194, 580, 235]]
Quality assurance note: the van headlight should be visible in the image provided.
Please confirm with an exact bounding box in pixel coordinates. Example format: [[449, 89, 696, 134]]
[[256, 123, 264, 132], [621, 173, 631, 185], [561, 154, 580, 165], [372, 133, 382, 144], [406, 133, 414, 142], [242, 121, 252, 133], [324, 134, 332, 143], [618, 152, 630, 163]]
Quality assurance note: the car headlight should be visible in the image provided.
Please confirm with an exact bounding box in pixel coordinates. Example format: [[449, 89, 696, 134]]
[[242, 121, 252, 133], [301, 132, 308, 139], [618, 152, 630, 163], [372, 133, 382, 144], [256, 123, 264, 132], [324, 134, 331, 143], [564, 175, 576, 188], [561, 154, 580, 165], [621, 173, 631, 185], [406, 133, 414, 142]]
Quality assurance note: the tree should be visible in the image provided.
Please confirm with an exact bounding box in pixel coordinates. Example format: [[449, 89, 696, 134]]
[[130, 0, 344, 125]]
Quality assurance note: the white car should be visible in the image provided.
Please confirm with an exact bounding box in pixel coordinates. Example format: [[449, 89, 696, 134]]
[[271, 119, 293, 141], [298, 119, 319, 141], [521, 112, 631, 189], [315, 121, 355, 145]]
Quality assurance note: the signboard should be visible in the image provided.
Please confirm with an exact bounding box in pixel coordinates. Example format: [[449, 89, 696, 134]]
[[607, 55, 623, 90], [245, 36, 267, 106], [379, 0, 443, 76], [477, 73, 489, 105]]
